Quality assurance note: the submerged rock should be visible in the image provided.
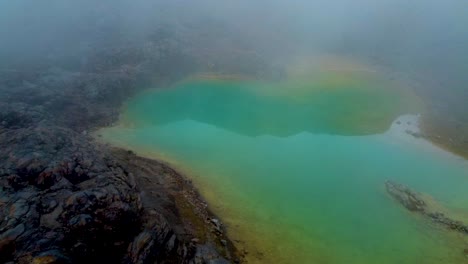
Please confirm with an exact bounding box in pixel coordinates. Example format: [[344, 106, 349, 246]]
[[385, 180, 468, 235], [385, 181, 426, 212]]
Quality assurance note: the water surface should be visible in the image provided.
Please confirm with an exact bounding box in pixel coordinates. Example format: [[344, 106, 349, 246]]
[[99, 75, 468, 263]]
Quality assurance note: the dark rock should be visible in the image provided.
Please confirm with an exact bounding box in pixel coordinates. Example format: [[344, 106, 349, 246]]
[[0, 223, 25, 261], [191, 243, 230, 264], [0, 224, 25, 241], [210, 218, 222, 233], [39, 197, 58, 214], [386, 180, 468, 236], [385, 181, 425, 211], [39, 204, 64, 229], [67, 214, 93, 229], [0, 39, 240, 263], [127, 231, 155, 263], [31, 249, 71, 264], [9, 199, 30, 219]]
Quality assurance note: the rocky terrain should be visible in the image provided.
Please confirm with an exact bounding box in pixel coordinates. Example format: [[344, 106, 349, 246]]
[[0, 34, 268, 262]]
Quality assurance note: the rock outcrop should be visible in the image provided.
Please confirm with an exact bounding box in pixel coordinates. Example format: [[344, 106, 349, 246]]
[[385, 180, 426, 212], [385, 180, 468, 235], [0, 14, 286, 260], [0, 48, 239, 263], [0, 126, 142, 263]]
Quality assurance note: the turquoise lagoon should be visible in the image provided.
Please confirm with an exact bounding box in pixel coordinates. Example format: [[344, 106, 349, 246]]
[[98, 77, 468, 263]]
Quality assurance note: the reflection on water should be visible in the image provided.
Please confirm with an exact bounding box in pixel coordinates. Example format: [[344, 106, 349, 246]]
[[122, 74, 420, 136], [98, 77, 468, 263]]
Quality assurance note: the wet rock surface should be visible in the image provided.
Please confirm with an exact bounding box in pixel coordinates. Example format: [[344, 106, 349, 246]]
[[385, 180, 468, 235]]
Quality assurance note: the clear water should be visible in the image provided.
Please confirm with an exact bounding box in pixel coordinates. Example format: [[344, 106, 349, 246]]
[[99, 77, 468, 263]]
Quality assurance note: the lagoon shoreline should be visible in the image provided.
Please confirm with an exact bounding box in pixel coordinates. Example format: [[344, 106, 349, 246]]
[[1, 51, 466, 263], [0, 68, 241, 263], [97, 75, 468, 263]]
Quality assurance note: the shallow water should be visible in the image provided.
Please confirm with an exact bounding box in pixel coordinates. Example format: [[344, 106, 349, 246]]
[[99, 76, 468, 263]]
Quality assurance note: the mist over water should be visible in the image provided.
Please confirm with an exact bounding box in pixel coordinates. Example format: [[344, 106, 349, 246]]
[[1, 0, 468, 263], [98, 77, 468, 263]]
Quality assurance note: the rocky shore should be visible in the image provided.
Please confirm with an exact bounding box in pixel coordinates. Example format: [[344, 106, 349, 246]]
[[0, 46, 246, 263]]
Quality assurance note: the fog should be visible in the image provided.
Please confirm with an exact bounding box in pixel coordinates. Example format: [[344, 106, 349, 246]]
[[2, 0, 467, 66], [0, 0, 468, 136], [1, 1, 468, 263], [0, 0, 467, 138]]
